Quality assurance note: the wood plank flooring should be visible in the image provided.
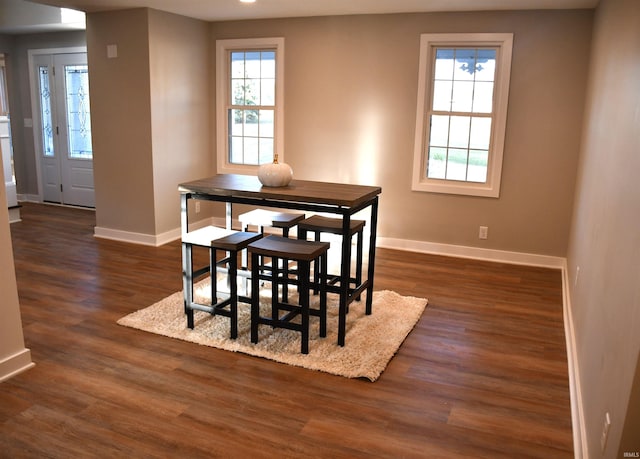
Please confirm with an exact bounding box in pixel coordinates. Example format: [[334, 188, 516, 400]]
[[1, 203, 573, 458]]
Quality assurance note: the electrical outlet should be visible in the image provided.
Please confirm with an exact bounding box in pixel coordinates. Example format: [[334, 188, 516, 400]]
[[479, 226, 488, 240], [195, 201, 201, 213], [601, 411, 611, 452]]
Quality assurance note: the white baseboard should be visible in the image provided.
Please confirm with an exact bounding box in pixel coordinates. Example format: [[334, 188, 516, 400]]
[[561, 262, 588, 459], [93, 217, 221, 247], [377, 236, 565, 269], [8, 207, 21, 223], [94, 226, 182, 247], [0, 348, 35, 383], [17, 194, 40, 203]]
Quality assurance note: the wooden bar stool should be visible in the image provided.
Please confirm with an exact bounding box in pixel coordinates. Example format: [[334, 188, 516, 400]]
[[239, 209, 305, 300], [248, 235, 329, 354], [297, 215, 366, 298], [182, 226, 262, 339], [238, 209, 305, 237]]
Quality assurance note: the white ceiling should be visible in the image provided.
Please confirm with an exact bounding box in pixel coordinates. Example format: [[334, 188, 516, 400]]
[[0, 0, 599, 34], [26, 0, 599, 22]]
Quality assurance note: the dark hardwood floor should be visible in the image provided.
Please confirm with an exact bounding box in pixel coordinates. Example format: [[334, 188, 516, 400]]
[[1, 203, 573, 458]]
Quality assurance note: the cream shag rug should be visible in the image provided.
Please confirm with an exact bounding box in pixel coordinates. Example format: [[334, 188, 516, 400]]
[[117, 281, 427, 381]]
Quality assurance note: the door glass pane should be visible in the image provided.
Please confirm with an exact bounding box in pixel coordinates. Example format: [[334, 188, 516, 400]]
[[65, 64, 92, 160], [39, 66, 55, 158]]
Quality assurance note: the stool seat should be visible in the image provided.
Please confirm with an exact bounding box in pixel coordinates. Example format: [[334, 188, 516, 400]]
[[182, 226, 262, 339], [239, 209, 305, 233], [249, 235, 330, 262], [239, 210, 306, 300], [182, 225, 235, 246], [211, 231, 265, 251], [248, 235, 330, 354], [297, 215, 365, 235]]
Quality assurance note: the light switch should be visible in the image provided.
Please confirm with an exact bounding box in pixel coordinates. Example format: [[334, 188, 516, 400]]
[[24, 118, 33, 128], [107, 44, 118, 59]]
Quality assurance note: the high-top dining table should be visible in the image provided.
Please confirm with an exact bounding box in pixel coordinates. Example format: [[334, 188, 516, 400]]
[[178, 174, 382, 346]]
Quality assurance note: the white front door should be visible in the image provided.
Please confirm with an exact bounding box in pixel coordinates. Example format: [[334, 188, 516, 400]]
[[34, 53, 94, 208]]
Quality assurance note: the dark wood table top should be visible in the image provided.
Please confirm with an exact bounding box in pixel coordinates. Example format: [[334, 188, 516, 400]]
[[179, 174, 381, 208]]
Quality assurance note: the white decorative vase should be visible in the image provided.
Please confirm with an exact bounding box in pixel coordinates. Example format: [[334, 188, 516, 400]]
[[257, 154, 293, 187]]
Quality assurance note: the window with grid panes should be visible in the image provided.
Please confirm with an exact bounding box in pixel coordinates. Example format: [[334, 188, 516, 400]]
[[216, 38, 284, 174], [412, 34, 513, 197]]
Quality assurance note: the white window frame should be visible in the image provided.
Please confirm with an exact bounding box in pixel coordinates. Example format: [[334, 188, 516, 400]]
[[216, 37, 284, 175], [0, 55, 9, 115], [412, 33, 513, 198]]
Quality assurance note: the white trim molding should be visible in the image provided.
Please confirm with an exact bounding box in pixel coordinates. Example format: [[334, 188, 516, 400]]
[[377, 236, 565, 269], [94, 226, 181, 247], [0, 348, 35, 383], [560, 261, 588, 459]]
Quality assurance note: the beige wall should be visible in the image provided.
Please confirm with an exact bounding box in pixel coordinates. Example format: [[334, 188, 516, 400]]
[[0, 141, 33, 382], [212, 10, 592, 257], [566, 0, 640, 456], [6, 10, 591, 256], [148, 9, 211, 235], [87, 9, 210, 236], [87, 9, 155, 234]]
